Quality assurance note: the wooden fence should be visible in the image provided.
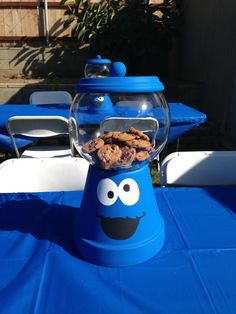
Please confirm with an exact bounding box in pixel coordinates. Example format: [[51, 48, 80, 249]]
[[0, 0, 72, 40]]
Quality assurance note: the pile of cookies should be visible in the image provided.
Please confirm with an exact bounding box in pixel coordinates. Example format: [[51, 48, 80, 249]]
[[82, 127, 155, 170]]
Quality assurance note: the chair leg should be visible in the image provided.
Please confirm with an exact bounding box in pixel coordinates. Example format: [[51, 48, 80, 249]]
[[176, 137, 180, 151]]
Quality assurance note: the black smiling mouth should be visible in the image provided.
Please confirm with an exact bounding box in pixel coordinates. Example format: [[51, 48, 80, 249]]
[[96, 212, 145, 240]]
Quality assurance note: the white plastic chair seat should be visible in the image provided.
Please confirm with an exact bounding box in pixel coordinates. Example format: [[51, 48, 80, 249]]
[[21, 146, 71, 158], [0, 157, 89, 192], [160, 151, 236, 186], [29, 91, 72, 105]]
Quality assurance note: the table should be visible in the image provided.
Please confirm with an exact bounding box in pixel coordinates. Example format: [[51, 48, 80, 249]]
[[0, 103, 206, 151], [0, 186, 235, 313]]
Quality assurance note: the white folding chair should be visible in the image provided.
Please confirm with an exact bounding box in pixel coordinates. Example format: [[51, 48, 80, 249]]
[[160, 151, 236, 186], [7, 116, 73, 158], [0, 157, 89, 192], [29, 91, 72, 105]]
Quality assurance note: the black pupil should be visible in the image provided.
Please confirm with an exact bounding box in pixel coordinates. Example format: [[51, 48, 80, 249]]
[[107, 191, 114, 199], [123, 184, 130, 192]]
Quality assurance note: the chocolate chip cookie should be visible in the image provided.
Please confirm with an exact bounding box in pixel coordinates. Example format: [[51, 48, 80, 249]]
[[115, 146, 136, 167], [127, 127, 150, 141], [125, 139, 151, 149], [100, 131, 120, 141], [97, 144, 122, 169], [135, 151, 150, 161], [145, 145, 155, 153], [112, 132, 136, 142], [82, 138, 104, 154]]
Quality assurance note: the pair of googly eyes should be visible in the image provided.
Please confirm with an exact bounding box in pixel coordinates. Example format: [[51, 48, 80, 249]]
[[97, 178, 140, 206]]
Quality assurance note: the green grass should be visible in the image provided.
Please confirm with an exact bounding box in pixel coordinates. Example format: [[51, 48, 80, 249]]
[[149, 160, 160, 186]]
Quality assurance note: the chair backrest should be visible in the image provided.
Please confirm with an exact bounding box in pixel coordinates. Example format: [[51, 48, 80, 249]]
[[0, 158, 89, 192], [160, 151, 236, 186], [7, 116, 70, 157], [100, 117, 159, 145], [29, 91, 72, 105]]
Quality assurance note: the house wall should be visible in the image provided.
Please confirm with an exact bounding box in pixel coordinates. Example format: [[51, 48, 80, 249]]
[[0, 44, 87, 78]]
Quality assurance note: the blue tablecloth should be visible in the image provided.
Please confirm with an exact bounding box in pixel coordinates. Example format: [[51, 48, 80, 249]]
[[0, 103, 206, 151], [0, 186, 235, 313]]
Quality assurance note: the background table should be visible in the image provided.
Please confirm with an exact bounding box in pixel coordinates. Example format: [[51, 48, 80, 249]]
[[0, 103, 206, 151], [0, 186, 235, 313]]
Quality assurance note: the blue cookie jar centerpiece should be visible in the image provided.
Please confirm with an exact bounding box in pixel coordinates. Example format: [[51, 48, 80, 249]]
[[74, 55, 114, 115], [69, 62, 170, 267]]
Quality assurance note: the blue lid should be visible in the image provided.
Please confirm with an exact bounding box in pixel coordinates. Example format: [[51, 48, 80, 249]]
[[86, 55, 111, 65], [76, 76, 164, 93]]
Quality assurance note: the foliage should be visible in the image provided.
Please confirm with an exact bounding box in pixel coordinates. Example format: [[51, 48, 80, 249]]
[[61, 0, 182, 75], [149, 160, 160, 186], [61, 0, 123, 45]]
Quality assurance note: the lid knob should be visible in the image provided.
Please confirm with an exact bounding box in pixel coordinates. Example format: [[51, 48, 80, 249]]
[[111, 62, 126, 77]]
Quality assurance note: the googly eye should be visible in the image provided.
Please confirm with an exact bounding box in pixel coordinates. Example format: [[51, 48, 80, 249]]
[[97, 178, 118, 206], [118, 178, 140, 206], [95, 96, 104, 102]]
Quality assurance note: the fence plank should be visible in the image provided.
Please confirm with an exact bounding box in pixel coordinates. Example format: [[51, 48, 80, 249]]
[[21, 8, 39, 36], [0, 6, 71, 38], [3, 9, 13, 36]]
